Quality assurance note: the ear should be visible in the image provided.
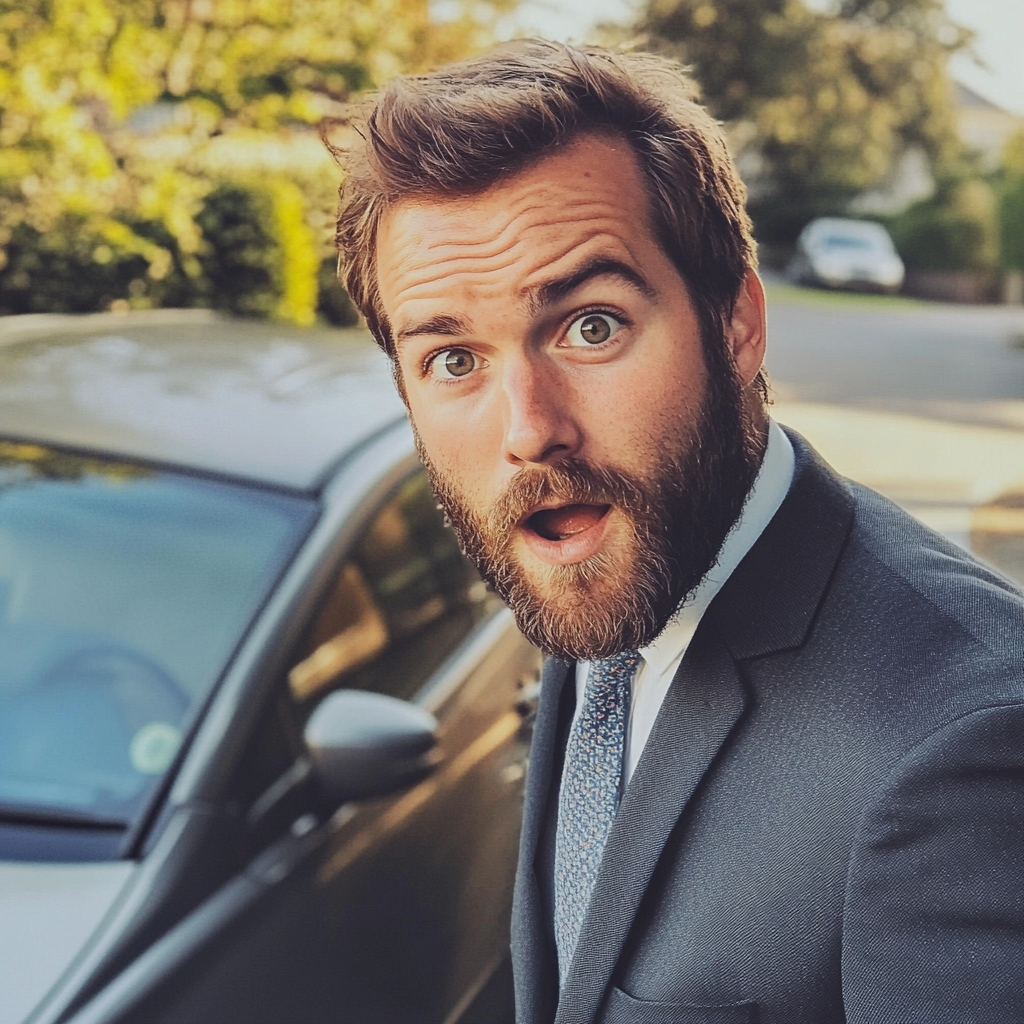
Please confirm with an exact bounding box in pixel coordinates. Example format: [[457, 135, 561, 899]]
[[726, 269, 767, 387]]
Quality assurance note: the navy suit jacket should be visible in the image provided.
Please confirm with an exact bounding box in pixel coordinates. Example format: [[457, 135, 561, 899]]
[[511, 430, 1024, 1024]]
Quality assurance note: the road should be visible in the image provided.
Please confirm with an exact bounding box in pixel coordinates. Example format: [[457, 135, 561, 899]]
[[762, 277, 1024, 583]]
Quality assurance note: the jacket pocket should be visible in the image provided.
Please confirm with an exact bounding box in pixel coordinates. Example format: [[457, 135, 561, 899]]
[[599, 985, 756, 1024]]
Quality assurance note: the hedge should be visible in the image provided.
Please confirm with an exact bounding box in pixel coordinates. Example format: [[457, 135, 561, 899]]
[[0, 177, 357, 326]]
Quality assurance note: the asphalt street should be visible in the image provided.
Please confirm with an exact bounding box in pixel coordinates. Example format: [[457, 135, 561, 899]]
[[762, 276, 1024, 583]]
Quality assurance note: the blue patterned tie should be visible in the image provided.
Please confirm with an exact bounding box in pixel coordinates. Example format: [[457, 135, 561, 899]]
[[553, 649, 641, 983]]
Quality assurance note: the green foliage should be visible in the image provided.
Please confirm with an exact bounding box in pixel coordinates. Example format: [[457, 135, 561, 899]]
[[999, 178, 1024, 270], [1, 217, 144, 315], [0, 0, 510, 319], [998, 130, 1024, 271], [0, 214, 197, 315], [1003, 130, 1024, 177], [999, 179, 1024, 272], [195, 182, 279, 317], [639, 0, 969, 242], [272, 179, 320, 326], [194, 177, 320, 323], [888, 177, 998, 271]]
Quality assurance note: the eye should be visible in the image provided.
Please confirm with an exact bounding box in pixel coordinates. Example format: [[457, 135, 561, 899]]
[[428, 347, 476, 379], [565, 312, 624, 347]]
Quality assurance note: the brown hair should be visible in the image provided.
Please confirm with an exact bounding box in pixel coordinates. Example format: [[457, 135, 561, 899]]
[[326, 39, 764, 397]]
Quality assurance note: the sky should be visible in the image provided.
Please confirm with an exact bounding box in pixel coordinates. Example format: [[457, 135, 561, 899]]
[[946, 0, 1024, 115], [508, 0, 1024, 116]]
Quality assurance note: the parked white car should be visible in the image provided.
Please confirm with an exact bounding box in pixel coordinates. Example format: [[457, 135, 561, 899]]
[[787, 217, 905, 294]]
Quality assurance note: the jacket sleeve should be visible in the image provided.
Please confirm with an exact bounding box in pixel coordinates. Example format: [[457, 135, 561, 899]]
[[841, 702, 1024, 1023]]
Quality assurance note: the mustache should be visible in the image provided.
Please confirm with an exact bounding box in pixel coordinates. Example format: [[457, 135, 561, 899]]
[[487, 458, 651, 540]]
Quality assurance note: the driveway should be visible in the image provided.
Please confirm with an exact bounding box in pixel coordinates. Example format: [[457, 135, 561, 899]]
[[763, 278, 1024, 583]]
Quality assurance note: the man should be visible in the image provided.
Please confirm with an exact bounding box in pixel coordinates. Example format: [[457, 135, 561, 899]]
[[329, 40, 1024, 1024]]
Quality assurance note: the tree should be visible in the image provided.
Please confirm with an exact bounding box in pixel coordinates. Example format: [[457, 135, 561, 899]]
[[0, 1, 172, 312], [638, 0, 971, 243], [0, 0, 510, 317]]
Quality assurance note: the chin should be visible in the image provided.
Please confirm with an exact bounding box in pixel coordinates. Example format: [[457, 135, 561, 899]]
[[502, 530, 660, 661]]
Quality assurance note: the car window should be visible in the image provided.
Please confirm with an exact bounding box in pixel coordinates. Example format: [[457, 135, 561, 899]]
[[822, 234, 873, 249], [289, 470, 501, 707], [0, 442, 317, 828]]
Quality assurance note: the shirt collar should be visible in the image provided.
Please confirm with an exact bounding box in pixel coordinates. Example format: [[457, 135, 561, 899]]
[[637, 419, 796, 677]]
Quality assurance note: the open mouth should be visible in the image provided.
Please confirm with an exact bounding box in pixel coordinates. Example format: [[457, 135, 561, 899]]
[[525, 503, 612, 542]]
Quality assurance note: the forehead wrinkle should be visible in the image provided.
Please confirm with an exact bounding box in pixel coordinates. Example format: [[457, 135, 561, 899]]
[[391, 227, 647, 337], [408, 190, 629, 261], [405, 208, 637, 287], [396, 193, 544, 263], [391, 220, 529, 285], [391, 251, 525, 303]]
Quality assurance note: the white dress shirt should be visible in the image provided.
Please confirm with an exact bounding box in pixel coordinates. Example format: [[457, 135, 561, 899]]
[[573, 419, 795, 786]]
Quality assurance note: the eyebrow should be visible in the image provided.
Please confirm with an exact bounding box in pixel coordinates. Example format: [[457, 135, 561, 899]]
[[392, 256, 655, 346], [524, 257, 656, 314], [395, 312, 472, 345]]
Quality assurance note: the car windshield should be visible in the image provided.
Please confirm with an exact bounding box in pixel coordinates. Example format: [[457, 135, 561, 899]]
[[823, 234, 874, 249], [816, 228, 893, 254], [0, 442, 317, 828]]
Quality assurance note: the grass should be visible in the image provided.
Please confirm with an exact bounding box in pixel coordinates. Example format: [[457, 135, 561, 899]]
[[762, 275, 931, 311]]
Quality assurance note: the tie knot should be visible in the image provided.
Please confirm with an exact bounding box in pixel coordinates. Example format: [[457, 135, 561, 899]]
[[588, 649, 641, 689]]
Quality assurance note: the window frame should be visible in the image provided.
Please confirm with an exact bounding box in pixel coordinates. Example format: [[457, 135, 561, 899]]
[[282, 464, 504, 718]]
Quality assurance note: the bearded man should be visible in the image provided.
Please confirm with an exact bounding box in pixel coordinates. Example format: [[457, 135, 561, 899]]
[[329, 40, 1024, 1024]]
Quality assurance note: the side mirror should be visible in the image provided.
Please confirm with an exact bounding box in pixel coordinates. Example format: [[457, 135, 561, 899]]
[[303, 689, 440, 804]]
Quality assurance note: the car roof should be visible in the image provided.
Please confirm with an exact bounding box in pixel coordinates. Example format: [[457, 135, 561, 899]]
[[0, 310, 407, 491]]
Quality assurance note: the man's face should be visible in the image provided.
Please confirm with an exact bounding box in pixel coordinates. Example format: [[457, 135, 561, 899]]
[[376, 133, 766, 660]]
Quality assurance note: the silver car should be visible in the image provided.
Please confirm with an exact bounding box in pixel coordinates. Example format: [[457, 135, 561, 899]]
[[0, 312, 539, 1024], [787, 217, 905, 294]]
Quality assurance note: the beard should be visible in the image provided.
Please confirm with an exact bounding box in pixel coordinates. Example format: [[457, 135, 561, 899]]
[[416, 362, 763, 661]]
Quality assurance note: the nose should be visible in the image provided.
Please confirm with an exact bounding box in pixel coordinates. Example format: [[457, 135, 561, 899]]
[[501, 354, 582, 467]]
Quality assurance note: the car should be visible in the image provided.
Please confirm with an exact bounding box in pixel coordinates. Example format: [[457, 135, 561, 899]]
[[786, 217, 905, 294], [0, 311, 541, 1024]]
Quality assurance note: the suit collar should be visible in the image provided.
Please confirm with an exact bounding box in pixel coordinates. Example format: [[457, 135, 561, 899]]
[[708, 428, 854, 660]]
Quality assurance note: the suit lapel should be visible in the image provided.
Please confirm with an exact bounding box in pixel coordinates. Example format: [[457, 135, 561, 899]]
[[513, 655, 572, 1024], [554, 624, 748, 1024]]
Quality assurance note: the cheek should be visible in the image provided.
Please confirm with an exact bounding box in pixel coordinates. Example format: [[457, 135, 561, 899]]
[[409, 397, 499, 497], [571, 343, 705, 456]]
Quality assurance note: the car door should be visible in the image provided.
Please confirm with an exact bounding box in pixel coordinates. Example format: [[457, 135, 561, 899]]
[[91, 465, 540, 1024], [279, 467, 538, 1022]]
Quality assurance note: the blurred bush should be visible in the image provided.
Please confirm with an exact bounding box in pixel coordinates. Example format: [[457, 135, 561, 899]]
[[638, 0, 969, 246], [888, 176, 998, 271], [195, 179, 319, 324], [997, 131, 1024, 272], [0, 0, 511, 322], [1, 215, 171, 315], [1000, 181, 1024, 272]]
